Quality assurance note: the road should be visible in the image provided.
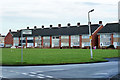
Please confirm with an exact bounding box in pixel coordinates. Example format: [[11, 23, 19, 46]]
[[0, 58, 119, 80]]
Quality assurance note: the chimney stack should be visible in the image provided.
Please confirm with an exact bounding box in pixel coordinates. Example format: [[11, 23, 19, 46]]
[[27, 27, 29, 29], [99, 21, 102, 24], [17, 30, 19, 32], [9, 29, 11, 32], [42, 25, 44, 29], [67, 23, 71, 27], [34, 26, 37, 29], [50, 25, 52, 28], [77, 22, 80, 27], [58, 24, 61, 28]]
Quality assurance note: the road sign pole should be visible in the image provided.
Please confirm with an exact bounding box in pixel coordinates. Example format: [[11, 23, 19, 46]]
[[21, 30, 23, 63]]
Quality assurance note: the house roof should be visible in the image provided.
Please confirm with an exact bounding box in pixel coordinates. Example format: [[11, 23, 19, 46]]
[[12, 24, 100, 37], [10, 32, 17, 37], [98, 23, 120, 34]]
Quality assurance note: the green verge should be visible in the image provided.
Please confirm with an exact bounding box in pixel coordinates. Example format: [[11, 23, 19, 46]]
[[1, 48, 119, 65]]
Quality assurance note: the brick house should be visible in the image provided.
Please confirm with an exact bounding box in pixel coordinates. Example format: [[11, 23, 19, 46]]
[[4, 21, 103, 48], [97, 22, 120, 49], [0, 34, 5, 47]]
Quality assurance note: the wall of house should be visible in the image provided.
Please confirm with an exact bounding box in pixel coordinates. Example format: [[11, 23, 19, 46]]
[[52, 36, 59, 48], [99, 34, 111, 48], [82, 34, 90, 48], [4, 32, 13, 47], [113, 33, 120, 49], [71, 35, 80, 47], [61, 36, 69, 47], [35, 36, 41, 48], [0, 37, 5, 47], [13, 37, 19, 47], [43, 36, 50, 48]]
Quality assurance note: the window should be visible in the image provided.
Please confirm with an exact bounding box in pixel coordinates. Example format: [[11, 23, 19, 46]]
[[27, 37, 33, 40], [82, 35, 89, 39], [82, 42, 90, 47], [61, 36, 69, 39], [113, 33, 120, 38], [14, 37, 19, 40], [71, 35, 79, 47]]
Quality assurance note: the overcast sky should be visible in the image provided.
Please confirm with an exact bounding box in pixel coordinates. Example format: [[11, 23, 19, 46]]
[[0, 0, 119, 35]]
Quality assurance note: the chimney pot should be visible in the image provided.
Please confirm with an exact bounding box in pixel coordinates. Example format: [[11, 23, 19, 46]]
[[77, 22, 80, 26], [34, 26, 37, 29], [9, 29, 11, 32], [27, 27, 29, 29], [42, 25, 44, 28], [50, 25, 52, 28], [58, 24, 61, 28], [67, 23, 71, 26], [99, 21, 102, 24]]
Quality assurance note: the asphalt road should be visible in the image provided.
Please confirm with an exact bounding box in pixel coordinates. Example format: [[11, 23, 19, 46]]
[[0, 58, 119, 80]]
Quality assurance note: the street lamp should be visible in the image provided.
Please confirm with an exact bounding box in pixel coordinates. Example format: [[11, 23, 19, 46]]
[[88, 9, 94, 59]]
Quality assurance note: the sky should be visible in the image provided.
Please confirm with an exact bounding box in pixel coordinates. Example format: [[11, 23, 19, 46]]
[[0, 0, 119, 35]]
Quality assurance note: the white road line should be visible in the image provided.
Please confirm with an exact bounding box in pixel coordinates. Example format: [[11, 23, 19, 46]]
[[38, 74, 44, 76], [46, 75, 53, 78], [37, 76, 45, 78], [29, 72, 37, 74], [29, 75, 35, 77], [22, 73, 28, 75]]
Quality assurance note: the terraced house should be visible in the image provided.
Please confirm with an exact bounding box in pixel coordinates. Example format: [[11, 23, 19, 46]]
[[98, 22, 120, 49], [0, 34, 5, 47], [4, 21, 105, 48]]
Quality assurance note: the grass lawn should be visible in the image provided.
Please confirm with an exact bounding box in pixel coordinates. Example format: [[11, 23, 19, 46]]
[[1, 48, 119, 65]]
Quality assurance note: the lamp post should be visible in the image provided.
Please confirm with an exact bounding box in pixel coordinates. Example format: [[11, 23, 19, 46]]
[[88, 9, 94, 59]]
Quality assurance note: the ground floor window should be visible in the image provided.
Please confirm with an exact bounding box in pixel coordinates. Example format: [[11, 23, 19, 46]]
[[52, 36, 59, 47], [100, 34, 111, 47], [61, 36, 69, 47], [113, 42, 120, 48], [71, 35, 79, 47], [5, 44, 12, 47], [27, 43, 33, 47], [43, 36, 50, 47], [82, 42, 90, 47]]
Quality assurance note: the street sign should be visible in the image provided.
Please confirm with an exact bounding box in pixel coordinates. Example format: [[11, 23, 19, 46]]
[[89, 36, 92, 39], [21, 30, 32, 63]]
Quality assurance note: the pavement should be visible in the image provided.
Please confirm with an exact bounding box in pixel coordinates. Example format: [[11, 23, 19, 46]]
[[0, 58, 119, 80]]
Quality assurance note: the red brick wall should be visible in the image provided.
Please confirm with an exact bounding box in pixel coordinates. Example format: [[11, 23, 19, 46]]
[[69, 35, 71, 48], [59, 36, 61, 48], [80, 35, 82, 48], [111, 34, 113, 45], [4, 32, 13, 47], [50, 36, 52, 48], [98, 35, 100, 48]]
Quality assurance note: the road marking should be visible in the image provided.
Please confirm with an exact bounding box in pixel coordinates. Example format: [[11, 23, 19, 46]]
[[22, 73, 28, 75], [29, 72, 37, 75], [29, 75, 35, 77], [46, 75, 53, 78], [38, 74, 44, 76], [37, 76, 45, 78]]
